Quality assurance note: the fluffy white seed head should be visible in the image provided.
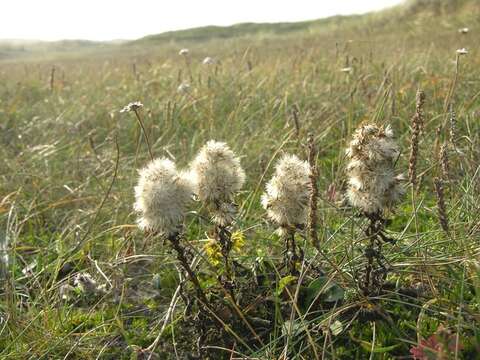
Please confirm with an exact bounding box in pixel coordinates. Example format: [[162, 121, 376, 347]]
[[189, 140, 245, 225], [345, 123, 405, 214], [261, 154, 311, 233], [177, 82, 191, 94], [134, 158, 194, 236], [202, 57, 215, 65]]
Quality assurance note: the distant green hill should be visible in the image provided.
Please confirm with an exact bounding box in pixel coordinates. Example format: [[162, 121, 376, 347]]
[[0, 39, 116, 61], [133, 16, 353, 45], [1, 0, 478, 62], [132, 0, 479, 45]]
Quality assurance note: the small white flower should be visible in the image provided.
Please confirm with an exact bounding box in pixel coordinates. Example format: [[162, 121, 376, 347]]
[[179, 48, 189, 56], [134, 158, 194, 236], [120, 101, 143, 113], [202, 57, 215, 65], [177, 83, 191, 94], [458, 27, 469, 34], [456, 48, 468, 55]]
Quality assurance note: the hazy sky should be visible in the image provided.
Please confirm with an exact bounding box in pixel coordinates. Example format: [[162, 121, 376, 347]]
[[2, 0, 404, 41]]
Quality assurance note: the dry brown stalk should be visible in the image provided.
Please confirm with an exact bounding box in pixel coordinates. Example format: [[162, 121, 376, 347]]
[[291, 104, 301, 137], [434, 177, 449, 234], [50, 66, 55, 92], [132, 107, 154, 161], [434, 126, 442, 156], [440, 143, 450, 180], [307, 133, 319, 249], [408, 90, 425, 185], [449, 103, 457, 148], [168, 234, 209, 305]]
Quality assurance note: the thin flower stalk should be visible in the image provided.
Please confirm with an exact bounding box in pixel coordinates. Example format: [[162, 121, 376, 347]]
[[444, 49, 466, 113], [50, 66, 55, 92], [179, 48, 194, 83], [168, 233, 209, 306], [291, 104, 301, 138], [121, 101, 154, 161], [449, 103, 457, 148], [307, 133, 319, 249]]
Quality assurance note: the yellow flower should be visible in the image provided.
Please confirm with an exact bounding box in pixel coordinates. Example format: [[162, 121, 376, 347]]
[[231, 231, 245, 252], [204, 239, 222, 266]]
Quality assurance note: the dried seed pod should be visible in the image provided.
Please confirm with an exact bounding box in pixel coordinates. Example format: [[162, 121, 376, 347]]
[[345, 123, 405, 215]]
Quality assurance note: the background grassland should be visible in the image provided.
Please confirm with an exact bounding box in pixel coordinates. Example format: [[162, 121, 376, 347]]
[[1, 0, 480, 358]]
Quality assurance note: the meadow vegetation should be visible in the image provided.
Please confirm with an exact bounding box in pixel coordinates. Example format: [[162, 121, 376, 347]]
[[1, 0, 480, 358]]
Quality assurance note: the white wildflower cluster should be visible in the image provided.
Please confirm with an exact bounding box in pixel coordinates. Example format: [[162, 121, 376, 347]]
[[345, 124, 405, 215], [134, 158, 194, 236], [261, 154, 311, 234], [190, 140, 245, 226]]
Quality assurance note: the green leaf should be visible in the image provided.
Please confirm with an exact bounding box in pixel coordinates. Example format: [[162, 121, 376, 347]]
[[276, 275, 297, 296], [359, 341, 401, 353], [305, 277, 328, 306], [305, 276, 344, 307], [324, 283, 345, 302]]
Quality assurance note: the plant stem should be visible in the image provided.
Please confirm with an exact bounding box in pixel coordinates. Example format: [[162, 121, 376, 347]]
[[168, 234, 209, 306], [284, 228, 299, 275], [133, 108, 154, 161], [307, 133, 320, 249], [184, 57, 194, 83], [364, 217, 375, 295], [215, 224, 237, 303], [362, 212, 390, 296]]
